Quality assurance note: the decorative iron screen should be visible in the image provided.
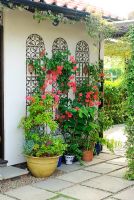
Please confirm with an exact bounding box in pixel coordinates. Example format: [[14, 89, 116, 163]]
[[26, 34, 45, 110], [75, 40, 89, 84], [0, 11, 3, 26], [52, 37, 68, 55]]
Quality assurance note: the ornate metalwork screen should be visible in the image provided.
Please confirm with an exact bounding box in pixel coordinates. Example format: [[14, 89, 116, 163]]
[[0, 11, 3, 26], [52, 37, 68, 55], [26, 34, 45, 109], [75, 40, 89, 84]]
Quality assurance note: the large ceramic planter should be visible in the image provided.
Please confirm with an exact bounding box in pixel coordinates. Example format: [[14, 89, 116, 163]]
[[82, 150, 93, 162], [26, 155, 59, 178]]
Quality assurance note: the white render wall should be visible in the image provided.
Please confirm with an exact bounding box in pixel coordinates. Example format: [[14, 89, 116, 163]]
[[3, 9, 103, 165]]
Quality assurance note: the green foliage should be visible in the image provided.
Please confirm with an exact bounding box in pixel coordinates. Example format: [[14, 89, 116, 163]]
[[19, 95, 58, 132], [24, 134, 67, 157], [125, 26, 134, 180], [85, 14, 115, 39], [98, 108, 113, 131], [100, 137, 121, 153], [19, 94, 67, 157], [33, 10, 72, 24], [34, 10, 115, 39], [105, 38, 131, 59], [104, 79, 127, 124]]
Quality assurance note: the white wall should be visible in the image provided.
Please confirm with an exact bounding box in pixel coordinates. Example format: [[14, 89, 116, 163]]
[[3, 9, 103, 165]]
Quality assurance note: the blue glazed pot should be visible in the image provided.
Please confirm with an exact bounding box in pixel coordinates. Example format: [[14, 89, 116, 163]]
[[95, 143, 102, 155], [57, 156, 62, 167]]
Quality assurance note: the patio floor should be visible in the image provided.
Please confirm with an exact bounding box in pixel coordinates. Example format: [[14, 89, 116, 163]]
[[1, 125, 134, 200]]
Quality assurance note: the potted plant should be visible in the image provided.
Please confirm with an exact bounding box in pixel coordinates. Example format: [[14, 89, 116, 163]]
[[76, 106, 100, 162], [19, 94, 67, 178], [64, 139, 82, 164]]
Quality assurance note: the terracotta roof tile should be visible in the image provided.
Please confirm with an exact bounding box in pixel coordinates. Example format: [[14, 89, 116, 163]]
[[33, 0, 88, 11], [32, 0, 122, 20]]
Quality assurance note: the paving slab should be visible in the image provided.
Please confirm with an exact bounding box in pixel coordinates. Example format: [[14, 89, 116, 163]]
[[59, 184, 111, 200], [84, 163, 122, 174], [113, 186, 134, 200], [52, 198, 75, 200], [5, 185, 57, 200], [104, 198, 118, 200], [107, 157, 127, 167], [0, 166, 28, 180], [58, 163, 82, 173], [81, 175, 134, 193], [108, 168, 127, 178], [95, 153, 120, 161], [50, 195, 77, 200], [57, 169, 100, 183], [83, 158, 105, 166], [0, 194, 15, 200], [33, 178, 74, 192]]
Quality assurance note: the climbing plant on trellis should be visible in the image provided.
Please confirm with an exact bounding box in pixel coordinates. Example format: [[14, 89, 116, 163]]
[[52, 38, 68, 98], [26, 34, 45, 111]]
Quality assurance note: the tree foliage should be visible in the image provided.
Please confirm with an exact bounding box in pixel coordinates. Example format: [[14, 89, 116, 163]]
[[105, 38, 131, 59]]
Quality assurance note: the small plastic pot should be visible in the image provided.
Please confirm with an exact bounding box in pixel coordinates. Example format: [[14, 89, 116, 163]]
[[65, 155, 75, 165]]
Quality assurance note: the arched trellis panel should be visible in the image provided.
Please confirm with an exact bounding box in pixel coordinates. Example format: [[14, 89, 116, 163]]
[[75, 40, 89, 84], [26, 34, 45, 109], [52, 37, 68, 55]]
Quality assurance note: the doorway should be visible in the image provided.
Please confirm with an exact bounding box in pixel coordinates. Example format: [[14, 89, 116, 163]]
[[0, 25, 4, 159]]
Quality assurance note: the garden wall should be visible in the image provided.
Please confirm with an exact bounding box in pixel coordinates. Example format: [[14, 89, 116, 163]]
[[3, 9, 103, 165]]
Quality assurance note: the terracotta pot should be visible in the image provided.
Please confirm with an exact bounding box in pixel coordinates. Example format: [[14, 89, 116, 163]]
[[82, 150, 93, 162], [26, 155, 59, 178]]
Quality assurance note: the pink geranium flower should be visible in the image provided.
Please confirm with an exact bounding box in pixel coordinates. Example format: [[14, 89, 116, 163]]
[[66, 111, 73, 118], [57, 90, 62, 95], [61, 115, 66, 119], [26, 96, 33, 101], [73, 66, 78, 71], [41, 95, 46, 100], [79, 93, 83, 97], [41, 66, 46, 71], [93, 85, 98, 90], [53, 94, 60, 103], [70, 56, 76, 64], [40, 49, 45, 57], [74, 107, 80, 111], [57, 66, 63, 75], [69, 75, 75, 80]]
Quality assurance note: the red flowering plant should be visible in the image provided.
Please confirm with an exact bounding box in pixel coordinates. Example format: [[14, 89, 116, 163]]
[[32, 50, 78, 96], [57, 81, 101, 154], [25, 49, 115, 159]]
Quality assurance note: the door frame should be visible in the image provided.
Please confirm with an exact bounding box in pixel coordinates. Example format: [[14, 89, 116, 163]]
[[0, 25, 4, 159]]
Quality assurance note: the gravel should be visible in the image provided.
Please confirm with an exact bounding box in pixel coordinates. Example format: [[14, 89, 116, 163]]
[[0, 169, 64, 193]]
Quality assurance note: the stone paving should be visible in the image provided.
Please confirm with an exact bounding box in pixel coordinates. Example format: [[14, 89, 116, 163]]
[[0, 152, 133, 200], [1, 125, 134, 200]]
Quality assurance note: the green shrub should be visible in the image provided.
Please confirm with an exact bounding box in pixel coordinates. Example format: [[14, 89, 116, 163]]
[[125, 27, 134, 180], [104, 78, 127, 124]]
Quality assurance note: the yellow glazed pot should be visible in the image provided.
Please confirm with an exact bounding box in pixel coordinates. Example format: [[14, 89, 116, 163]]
[[26, 155, 59, 178]]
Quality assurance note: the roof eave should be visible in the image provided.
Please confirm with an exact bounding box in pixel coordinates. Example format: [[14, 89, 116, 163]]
[[1, 0, 89, 20]]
